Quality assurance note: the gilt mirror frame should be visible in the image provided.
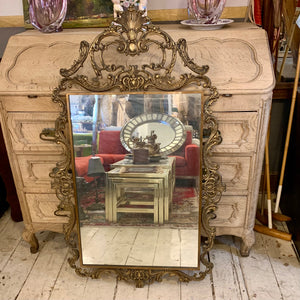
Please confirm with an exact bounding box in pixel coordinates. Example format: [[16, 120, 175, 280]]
[[40, 5, 225, 287]]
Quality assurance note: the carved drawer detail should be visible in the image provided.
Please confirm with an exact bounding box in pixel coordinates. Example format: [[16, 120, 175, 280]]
[[213, 112, 258, 153], [1, 96, 59, 112], [212, 94, 261, 112], [6, 42, 80, 91], [18, 154, 63, 191], [6, 112, 63, 153], [186, 38, 261, 87], [211, 196, 247, 227], [211, 156, 251, 195], [26, 194, 68, 223]]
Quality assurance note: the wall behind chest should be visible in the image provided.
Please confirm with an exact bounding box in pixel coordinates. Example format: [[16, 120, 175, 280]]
[[0, 0, 249, 27]]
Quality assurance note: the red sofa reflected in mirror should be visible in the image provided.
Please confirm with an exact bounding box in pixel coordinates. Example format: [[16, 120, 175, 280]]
[[75, 129, 200, 183]]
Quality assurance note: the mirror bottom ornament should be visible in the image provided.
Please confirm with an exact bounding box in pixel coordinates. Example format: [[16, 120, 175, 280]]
[[40, 5, 225, 287]]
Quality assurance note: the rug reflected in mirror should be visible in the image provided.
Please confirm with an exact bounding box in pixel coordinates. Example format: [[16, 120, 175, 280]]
[[78, 179, 199, 229]]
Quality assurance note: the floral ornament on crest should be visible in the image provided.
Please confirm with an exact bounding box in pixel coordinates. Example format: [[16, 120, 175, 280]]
[[112, 0, 147, 18]]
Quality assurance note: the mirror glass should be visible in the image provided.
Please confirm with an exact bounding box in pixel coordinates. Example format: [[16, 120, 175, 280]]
[[68, 92, 203, 268], [133, 121, 176, 148]]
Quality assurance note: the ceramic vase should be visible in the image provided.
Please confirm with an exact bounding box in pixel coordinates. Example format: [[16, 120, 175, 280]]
[[187, 0, 226, 24], [112, 0, 147, 18], [28, 0, 68, 33]]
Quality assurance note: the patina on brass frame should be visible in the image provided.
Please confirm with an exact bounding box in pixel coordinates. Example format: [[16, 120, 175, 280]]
[[40, 5, 225, 287]]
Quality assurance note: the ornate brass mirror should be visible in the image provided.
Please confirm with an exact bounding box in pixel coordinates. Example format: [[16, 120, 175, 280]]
[[40, 5, 225, 287]]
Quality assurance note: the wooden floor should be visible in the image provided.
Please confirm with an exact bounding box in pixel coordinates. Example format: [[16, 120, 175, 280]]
[[1, 209, 300, 300]]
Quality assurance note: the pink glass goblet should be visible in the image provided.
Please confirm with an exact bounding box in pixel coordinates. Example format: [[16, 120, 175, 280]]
[[187, 0, 226, 24], [28, 0, 68, 33]]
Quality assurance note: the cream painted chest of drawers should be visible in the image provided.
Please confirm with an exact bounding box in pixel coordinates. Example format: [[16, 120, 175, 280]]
[[0, 23, 275, 256]]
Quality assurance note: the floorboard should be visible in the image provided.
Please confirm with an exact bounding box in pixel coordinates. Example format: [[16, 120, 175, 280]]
[[180, 274, 214, 300], [238, 232, 284, 300], [261, 222, 300, 300], [148, 277, 181, 300], [0, 212, 24, 271], [210, 236, 246, 300], [16, 233, 69, 300], [0, 210, 10, 232], [0, 211, 299, 300], [48, 258, 89, 300], [83, 275, 117, 300], [0, 230, 50, 300], [115, 280, 149, 300], [231, 238, 249, 300]]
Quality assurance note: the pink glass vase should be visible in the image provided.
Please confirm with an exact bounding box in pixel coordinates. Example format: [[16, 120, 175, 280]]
[[28, 0, 68, 33], [187, 0, 226, 24]]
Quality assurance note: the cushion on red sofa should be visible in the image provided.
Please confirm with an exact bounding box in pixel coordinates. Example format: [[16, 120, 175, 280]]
[[172, 130, 193, 157], [75, 156, 93, 177], [98, 131, 128, 154], [185, 144, 200, 176]]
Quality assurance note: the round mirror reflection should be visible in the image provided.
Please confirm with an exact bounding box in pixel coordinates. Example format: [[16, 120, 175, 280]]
[[121, 113, 186, 155], [132, 122, 176, 149]]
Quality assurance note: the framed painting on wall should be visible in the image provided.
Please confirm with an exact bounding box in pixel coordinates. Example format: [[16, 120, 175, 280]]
[[22, 0, 114, 29]]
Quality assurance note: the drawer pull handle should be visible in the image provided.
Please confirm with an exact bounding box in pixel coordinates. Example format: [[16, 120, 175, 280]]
[[211, 213, 217, 220], [40, 128, 56, 141], [27, 95, 38, 98], [222, 94, 232, 97]]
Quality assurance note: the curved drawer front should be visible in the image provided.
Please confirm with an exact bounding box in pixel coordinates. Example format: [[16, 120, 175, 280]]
[[211, 156, 251, 195], [0, 40, 85, 92], [213, 111, 258, 153], [18, 154, 64, 192], [6, 111, 63, 153], [26, 193, 68, 224], [1, 96, 59, 112], [212, 94, 262, 112], [210, 195, 247, 228]]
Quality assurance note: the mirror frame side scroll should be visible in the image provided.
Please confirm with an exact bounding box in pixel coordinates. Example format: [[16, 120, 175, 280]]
[[40, 5, 225, 287]]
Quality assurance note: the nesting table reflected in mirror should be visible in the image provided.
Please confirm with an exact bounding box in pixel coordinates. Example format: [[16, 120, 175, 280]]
[[106, 157, 176, 224]]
